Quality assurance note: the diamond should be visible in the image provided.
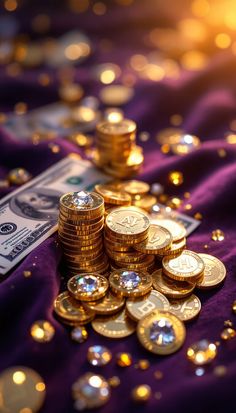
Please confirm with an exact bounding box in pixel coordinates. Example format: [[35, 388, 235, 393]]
[[71, 191, 93, 208], [119, 271, 141, 290], [71, 326, 88, 343], [211, 229, 224, 241], [72, 373, 110, 409], [77, 275, 98, 293], [149, 319, 175, 345], [221, 327, 236, 340], [187, 339, 217, 365], [87, 345, 112, 366]]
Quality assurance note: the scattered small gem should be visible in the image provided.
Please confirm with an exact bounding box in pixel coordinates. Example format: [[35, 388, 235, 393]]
[[7, 168, 32, 185], [211, 229, 225, 241], [213, 365, 227, 377], [108, 376, 120, 388], [232, 300, 236, 314], [184, 203, 192, 210], [116, 352, 132, 367], [30, 320, 55, 343], [220, 327, 236, 341], [194, 212, 202, 220], [23, 270, 32, 278], [48, 143, 60, 153], [154, 370, 163, 380], [72, 373, 110, 410], [71, 326, 88, 343], [187, 340, 217, 365], [195, 367, 205, 377], [224, 320, 233, 327], [136, 359, 150, 370], [131, 384, 152, 403], [151, 183, 164, 196], [87, 345, 112, 366], [168, 171, 183, 186]]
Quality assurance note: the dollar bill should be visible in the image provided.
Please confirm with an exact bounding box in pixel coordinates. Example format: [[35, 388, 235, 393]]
[[0, 155, 109, 275], [149, 204, 200, 236]]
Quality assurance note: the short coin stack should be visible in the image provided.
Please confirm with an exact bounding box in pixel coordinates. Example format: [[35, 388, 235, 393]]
[[58, 191, 109, 275], [94, 119, 144, 178], [104, 206, 156, 273]]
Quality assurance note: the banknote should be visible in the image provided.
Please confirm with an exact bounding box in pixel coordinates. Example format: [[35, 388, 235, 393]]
[[0, 156, 109, 275], [3, 101, 99, 141], [149, 204, 200, 236]]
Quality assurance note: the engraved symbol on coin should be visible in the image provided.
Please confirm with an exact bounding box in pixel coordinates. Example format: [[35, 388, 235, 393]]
[[0, 222, 17, 235], [137, 300, 156, 316], [118, 215, 141, 228]]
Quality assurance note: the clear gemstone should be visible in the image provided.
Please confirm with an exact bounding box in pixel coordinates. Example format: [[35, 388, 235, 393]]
[[187, 339, 217, 365], [71, 326, 88, 343], [72, 373, 110, 409], [119, 271, 141, 290], [149, 319, 175, 345], [77, 275, 98, 293], [71, 191, 93, 208], [87, 345, 112, 366]]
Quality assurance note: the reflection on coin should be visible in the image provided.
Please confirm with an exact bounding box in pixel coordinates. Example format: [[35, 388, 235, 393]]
[[196, 254, 226, 289], [67, 274, 109, 301], [157, 238, 186, 257], [169, 294, 201, 322], [137, 310, 186, 355], [109, 269, 152, 298], [92, 309, 136, 338], [83, 291, 125, 315], [152, 269, 195, 299], [120, 180, 150, 196], [54, 291, 95, 325], [134, 224, 172, 254], [106, 207, 150, 237], [95, 183, 131, 205], [150, 218, 186, 242], [60, 191, 104, 213], [126, 290, 170, 321], [162, 250, 204, 281], [0, 366, 46, 413]]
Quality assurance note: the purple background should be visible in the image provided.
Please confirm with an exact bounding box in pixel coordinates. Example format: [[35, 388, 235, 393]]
[[0, 1, 236, 412]]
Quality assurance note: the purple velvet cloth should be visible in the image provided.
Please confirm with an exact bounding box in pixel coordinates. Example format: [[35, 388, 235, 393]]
[[0, 1, 236, 412]]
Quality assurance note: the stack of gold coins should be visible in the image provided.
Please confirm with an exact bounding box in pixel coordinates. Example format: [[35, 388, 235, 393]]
[[120, 180, 157, 212], [150, 217, 187, 259], [104, 206, 155, 273], [94, 119, 144, 178], [58, 191, 109, 275]]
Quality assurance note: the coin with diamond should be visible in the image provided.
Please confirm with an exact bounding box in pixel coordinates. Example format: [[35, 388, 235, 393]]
[[83, 291, 125, 315], [54, 291, 95, 325], [169, 294, 201, 322], [163, 250, 205, 281], [126, 290, 170, 322], [109, 269, 152, 298], [137, 310, 186, 355], [72, 373, 110, 409], [60, 191, 104, 215], [196, 254, 226, 290], [92, 309, 136, 338], [152, 269, 196, 299], [134, 224, 172, 254], [67, 274, 109, 301]]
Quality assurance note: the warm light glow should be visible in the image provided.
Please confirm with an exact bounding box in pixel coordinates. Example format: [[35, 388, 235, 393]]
[[142, 64, 165, 81], [130, 54, 148, 71], [178, 18, 207, 42], [191, 0, 210, 17], [4, 0, 17, 11], [89, 375, 103, 388], [13, 371, 26, 385], [35, 382, 46, 392], [181, 50, 208, 70], [65, 44, 81, 60], [33, 326, 45, 339], [226, 133, 236, 144], [215, 33, 231, 49], [93, 2, 107, 15], [100, 69, 116, 84]]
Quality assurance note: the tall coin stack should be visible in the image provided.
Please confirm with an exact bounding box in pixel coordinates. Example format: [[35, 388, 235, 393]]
[[58, 191, 109, 275], [94, 119, 144, 178], [104, 206, 156, 273]]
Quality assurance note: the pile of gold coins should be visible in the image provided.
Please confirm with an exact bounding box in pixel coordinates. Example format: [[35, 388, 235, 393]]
[[56, 187, 227, 358], [58, 191, 109, 275], [93, 119, 144, 178]]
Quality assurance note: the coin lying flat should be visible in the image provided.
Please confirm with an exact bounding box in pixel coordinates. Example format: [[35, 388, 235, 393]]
[[67, 273, 109, 301], [106, 206, 150, 237], [134, 224, 172, 254], [92, 309, 136, 338], [126, 290, 170, 321], [109, 269, 152, 298], [54, 291, 95, 325], [83, 291, 125, 315], [133, 195, 158, 212], [169, 294, 201, 322], [162, 250, 205, 281], [196, 253, 226, 289], [60, 191, 104, 214], [120, 180, 150, 196], [137, 310, 186, 355], [0, 366, 46, 413], [150, 218, 186, 242], [152, 269, 196, 299], [95, 183, 131, 205], [157, 237, 186, 257]]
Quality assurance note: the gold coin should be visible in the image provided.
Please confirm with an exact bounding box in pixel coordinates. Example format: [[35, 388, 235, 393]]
[[83, 291, 125, 315], [59, 205, 104, 220], [61, 241, 103, 252], [152, 269, 195, 299], [104, 228, 148, 244], [65, 252, 105, 265], [0, 366, 46, 413], [92, 309, 136, 338], [113, 255, 155, 271], [120, 180, 150, 196], [150, 218, 186, 242], [112, 261, 155, 274], [58, 217, 104, 231], [67, 273, 109, 301], [58, 234, 102, 247], [157, 238, 186, 257], [95, 183, 132, 205], [60, 191, 104, 214], [67, 258, 109, 274], [106, 207, 150, 237], [109, 269, 152, 298], [134, 224, 172, 254], [54, 291, 95, 325], [104, 240, 133, 252], [59, 211, 103, 225], [169, 294, 201, 322], [126, 290, 170, 322], [137, 309, 186, 355], [58, 227, 103, 239], [96, 119, 136, 137], [133, 194, 158, 212], [162, 250, 205, 281], [196, 253, 226, 289], [106, 250, 147, 263]]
